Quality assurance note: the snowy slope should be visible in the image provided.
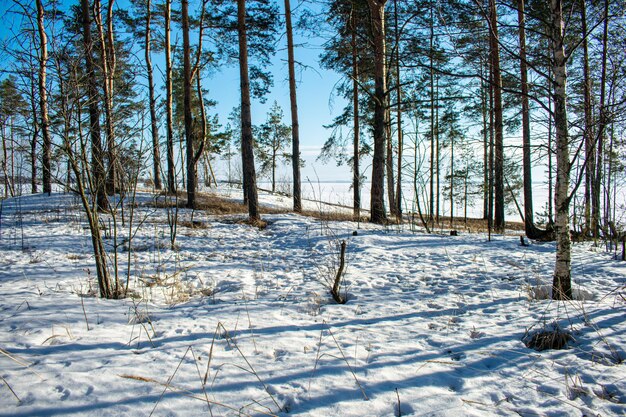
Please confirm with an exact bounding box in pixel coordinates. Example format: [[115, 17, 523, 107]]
[[1, 190, 625, 417]]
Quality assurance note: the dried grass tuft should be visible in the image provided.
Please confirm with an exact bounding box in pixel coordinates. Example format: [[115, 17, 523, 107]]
[[523, 324, 573, 351]]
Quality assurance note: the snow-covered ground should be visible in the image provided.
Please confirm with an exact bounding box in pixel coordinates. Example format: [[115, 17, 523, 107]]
[[1, 188, 625, 417]]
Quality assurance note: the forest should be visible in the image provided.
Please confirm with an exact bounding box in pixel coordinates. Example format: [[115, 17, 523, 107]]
[[0, 0, 625, 416]]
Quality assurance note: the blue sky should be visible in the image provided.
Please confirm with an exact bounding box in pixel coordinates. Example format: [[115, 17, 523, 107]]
[[0, 0, 354, 182]]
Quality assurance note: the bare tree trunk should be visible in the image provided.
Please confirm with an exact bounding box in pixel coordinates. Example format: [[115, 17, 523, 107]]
[[488, 67, 494, 234], [284, 0, 301, 212], [394, 0, 402, 217], [182, 0, 196, 209], [94, 0, 117, 195], [450, 131, 454, 226], [435, 77, 440, 225], [429, 2, 434, 223], [29, 77, 39, 194], [351, 12, 361, 221], [145, 0, 162, 190], [518, 0, 546, 239], [549, 0, 572, 300], [165, 0, 176, 193], [368, 0, 388, 224], [489, 0, 504, 232], [593, 0, 610, 238], [481, 61, 488, 220], [81, 0, 108, 211], [1, 124, 11, 198], [79, 0, 112, 298], [386, 106, 396, 217], [547, 62, 553, 224], [580, 0, 594, 237], [36, 0, 51, 195], [238, 0, 260, 221]]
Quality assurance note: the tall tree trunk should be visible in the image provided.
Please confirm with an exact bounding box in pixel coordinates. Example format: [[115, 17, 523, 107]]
[[165, 0, 176, 193], [580, 0, 594, 237], [481, 61, 488, 220], [386, 107, 396, 217], [29, 76, 39, 194], [368, 0, 388, 224], [81, 0, 108, 211], [78, 0, 113, 299], [145, 0, 162, 190], [238, 0, 260, 221], [593, 0, 610, 237], [488, 67, 494, 233], [182, 0, 196, 209], [549, 0, 572, 300], [394, 0, 402, 217], [284, 0, 301, 212], [351, 11, 361, 221], [1, 124, 12, 197], [95, 0, 116, 195], [450, 131, 454, 226], [489, 0, 505, 232], [429, 3, 435, 223], [36, 0, 51, 195], [518, 0, 545, 239], [435, 76, 440, 224], [547, 61, 553, 224]]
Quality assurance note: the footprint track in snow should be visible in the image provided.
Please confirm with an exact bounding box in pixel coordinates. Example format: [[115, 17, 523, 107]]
[[55, 385, 70, 400]]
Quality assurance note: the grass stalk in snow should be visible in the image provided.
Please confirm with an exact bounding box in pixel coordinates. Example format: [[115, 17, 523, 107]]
[[216, 322, 281, 411], [323, 323, 369, 400], [241, 289, 258, 353], [0, 375, 20, 403], [149, 345, 193, 416], [80, 294, 90, 331], [122, 373, 273, 416]]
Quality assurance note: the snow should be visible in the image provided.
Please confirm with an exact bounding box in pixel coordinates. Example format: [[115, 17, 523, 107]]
[[1, 188, 625, 417]]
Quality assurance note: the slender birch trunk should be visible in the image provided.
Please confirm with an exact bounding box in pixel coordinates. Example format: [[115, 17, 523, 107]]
[[165, 0, 176, 193], [36, 0, 51, 194], [549, 0, 572, 300], [145, 0, 162, 190]]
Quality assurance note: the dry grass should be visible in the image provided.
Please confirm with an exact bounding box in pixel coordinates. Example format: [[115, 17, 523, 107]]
[[523, 325, 573, 351], [148, 190, 530, 234], [178, 220, 210, 229]]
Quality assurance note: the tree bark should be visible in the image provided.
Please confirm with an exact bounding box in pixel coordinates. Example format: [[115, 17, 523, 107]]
[[368, 0, 388, 224], [238, 0, 260, 221], [489, 0, 504, 232], [94, 0, 117, 195], [518, 0, 546, 239], [481, 61, 488, 220], [145, 0, 162, 190], [351, 11, 361, 221], [29, 76, 39, 194], [81, 0, 108, 211], [36, 0, 51, 195], [429, 3, 435, 223], [580, 0, 594, 237], [165, 0, 176, 193], [182, 0, 196, 209], [394, 0, 402, 217], [549, 0, 572, 300], [284, 0, 301, 212], [593, 0, 610, 238]]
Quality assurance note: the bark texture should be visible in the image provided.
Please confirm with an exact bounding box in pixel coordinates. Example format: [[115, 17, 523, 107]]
[[549, 0, 572, 300], [368, 0, 388, 224], [237, 0, 260, 221]]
